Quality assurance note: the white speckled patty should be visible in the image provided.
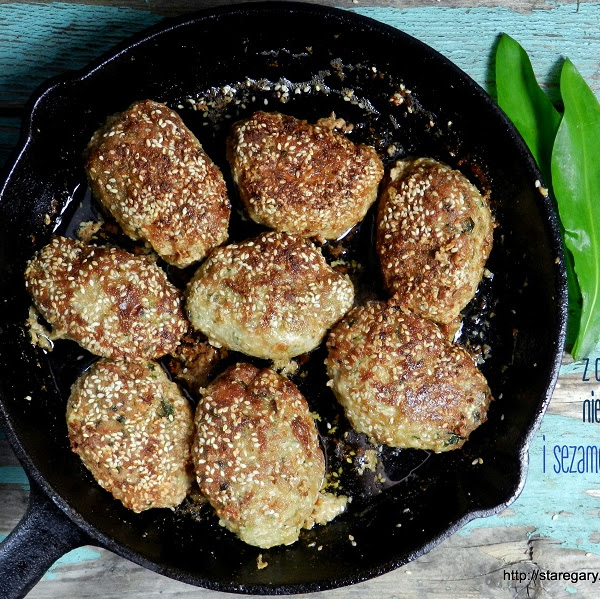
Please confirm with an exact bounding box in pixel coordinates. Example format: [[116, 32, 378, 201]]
[[85, 99, 231, 268], [325, 301, 493, 452], [24, 237, 188, 359], [185, 231, 354, 360], [66, 359, 194, 513], [227, 111, 384, 240], [192, 363, 326, 548], [376, 157, 494, 324]]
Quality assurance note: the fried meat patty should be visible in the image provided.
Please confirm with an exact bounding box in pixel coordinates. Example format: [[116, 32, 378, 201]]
[[85, 100, 230, 267], [376, 158, 494, 324], [66, 359, 194, 512], [186, 231, 354, 360], [25, 237, 187, 359], [192, 363, 326, 548], [325, 301, 492, 452], [227, 111, 384, 239]]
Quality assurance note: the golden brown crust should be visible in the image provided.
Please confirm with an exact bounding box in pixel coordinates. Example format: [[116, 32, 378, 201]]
[[325, 301, 492, 452], [66, 359, 194, 512], [192, 363, 325, 548], [376, 158, 494, 324], [85, 100, 230, 267], [166, 329, 227, 393], [227, 111, 384, 239], [24, 237, 187, 359], [185, 231, 354, 360]]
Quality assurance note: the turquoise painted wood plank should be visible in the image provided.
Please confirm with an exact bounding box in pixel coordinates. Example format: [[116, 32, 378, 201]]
[[353, 3, 600, 103], [0, 3, 161, 105], [43, 546, 103, 581], [1, 2, 598, 107], [561, 358, 596, 375], [463, 413, 600, 555], [0, 466, 29, 490], [0, 115, 20, 170]]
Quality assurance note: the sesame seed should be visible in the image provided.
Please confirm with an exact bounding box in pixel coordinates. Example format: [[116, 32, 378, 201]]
[[85, 100, 231, 267], [227, 111, 383, 239], [25, 237, 187, 359]]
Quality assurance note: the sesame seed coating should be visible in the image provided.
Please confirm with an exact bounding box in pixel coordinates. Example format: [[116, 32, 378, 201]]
[[192, 363, 325, 548], [185, 231, 355, 360], [227, 111, 384, 239], [66, 359, 194, 513], [24, 237, 188, 359], [85, 100, 231, 267], [325, 301, 492, 452], [376, 158, 494, 324]]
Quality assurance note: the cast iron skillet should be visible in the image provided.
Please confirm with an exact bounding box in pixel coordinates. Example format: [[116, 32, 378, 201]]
[[0, 2, 567, 597]]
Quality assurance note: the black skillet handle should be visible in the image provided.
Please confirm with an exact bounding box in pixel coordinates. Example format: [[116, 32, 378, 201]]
[[0, 477, 91, 598]]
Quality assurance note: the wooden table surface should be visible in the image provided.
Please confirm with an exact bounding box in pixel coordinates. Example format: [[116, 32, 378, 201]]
[[1, 1, 600, 597]]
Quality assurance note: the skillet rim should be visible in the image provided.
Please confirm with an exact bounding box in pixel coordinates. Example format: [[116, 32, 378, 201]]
[[0, 1, 568, 594]]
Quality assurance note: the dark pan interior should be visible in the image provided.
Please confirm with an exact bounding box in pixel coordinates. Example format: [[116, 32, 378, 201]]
[[0, 2, 567, 593]]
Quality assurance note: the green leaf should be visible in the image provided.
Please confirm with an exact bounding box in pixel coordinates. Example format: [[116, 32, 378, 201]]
[[496, 34, 581, 351], [496, 33, 561, 185], [551, 59, 600, 359]]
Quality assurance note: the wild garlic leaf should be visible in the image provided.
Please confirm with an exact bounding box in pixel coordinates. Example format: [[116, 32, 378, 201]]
[[551, 59, 600, 359], [496, 34, 581, 351], [496, 33, 561, 184]]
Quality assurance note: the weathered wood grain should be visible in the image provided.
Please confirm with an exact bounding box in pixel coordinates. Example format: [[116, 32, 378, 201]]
[[551, 374, 590, 419], [1, 0, 599, 107], [0, 0, 594, 16], [0, 438, 29, 535], [15, 524, 600, 598], [0, 488, 27, 537], [0, 0, 595, 16]]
